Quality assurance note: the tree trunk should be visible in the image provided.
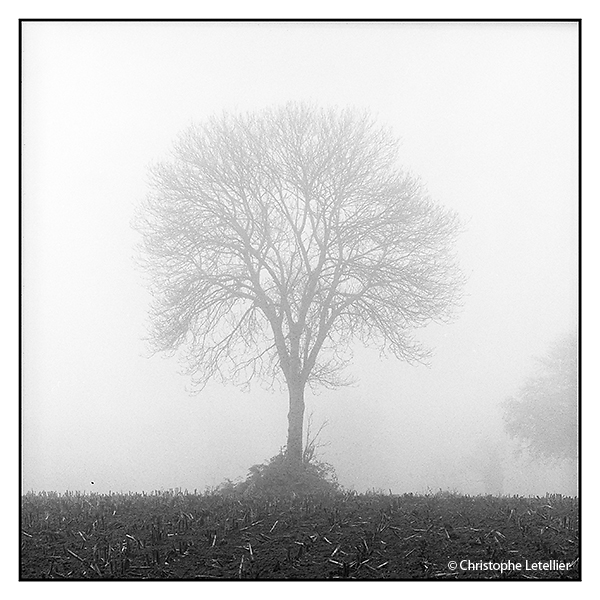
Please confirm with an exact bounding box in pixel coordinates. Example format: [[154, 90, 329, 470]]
[[286, 378, 305, 469]]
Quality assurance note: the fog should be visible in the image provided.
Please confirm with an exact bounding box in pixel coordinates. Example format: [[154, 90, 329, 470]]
[[22, 22, 578, 497]]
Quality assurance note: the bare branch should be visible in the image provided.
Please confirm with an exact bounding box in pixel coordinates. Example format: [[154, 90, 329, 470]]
[[133, 103, 464, 393]]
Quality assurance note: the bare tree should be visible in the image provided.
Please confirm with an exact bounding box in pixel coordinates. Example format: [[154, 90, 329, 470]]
[[503, 333, 578, 463], [134, 103, 463, 468]]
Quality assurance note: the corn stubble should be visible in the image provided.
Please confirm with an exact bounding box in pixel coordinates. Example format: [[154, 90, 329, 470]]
[[20, 489, 579, 580]]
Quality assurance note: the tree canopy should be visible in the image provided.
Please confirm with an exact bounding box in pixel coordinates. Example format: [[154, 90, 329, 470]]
[[135, 104, 462, 389], [503, 333, 578, 462]]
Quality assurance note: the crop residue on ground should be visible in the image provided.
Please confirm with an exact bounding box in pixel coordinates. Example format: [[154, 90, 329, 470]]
[[20, 490, 579, 580]]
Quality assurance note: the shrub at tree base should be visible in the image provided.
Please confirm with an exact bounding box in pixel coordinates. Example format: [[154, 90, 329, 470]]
[[216, 451, 339, 498]]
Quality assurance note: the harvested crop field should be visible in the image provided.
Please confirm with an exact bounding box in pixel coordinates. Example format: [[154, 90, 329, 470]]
[[20, 490, 579, 580]]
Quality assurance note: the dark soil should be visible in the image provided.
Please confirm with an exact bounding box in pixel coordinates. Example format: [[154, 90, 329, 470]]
[[20, 490, 579, 580]]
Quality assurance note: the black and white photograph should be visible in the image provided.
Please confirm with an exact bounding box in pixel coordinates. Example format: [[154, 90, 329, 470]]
[[20, 19, 580, 581]]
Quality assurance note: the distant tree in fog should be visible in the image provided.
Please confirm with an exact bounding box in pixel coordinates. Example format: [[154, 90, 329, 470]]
[[503, 333, 578, 462], [133, 103, 464, 469]]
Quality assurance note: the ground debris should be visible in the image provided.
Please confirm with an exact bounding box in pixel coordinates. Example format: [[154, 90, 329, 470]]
[[21, 490, 579, 580]]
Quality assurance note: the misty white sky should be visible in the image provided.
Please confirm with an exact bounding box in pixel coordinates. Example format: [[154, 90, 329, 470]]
[[22, 21, 578, 496]]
